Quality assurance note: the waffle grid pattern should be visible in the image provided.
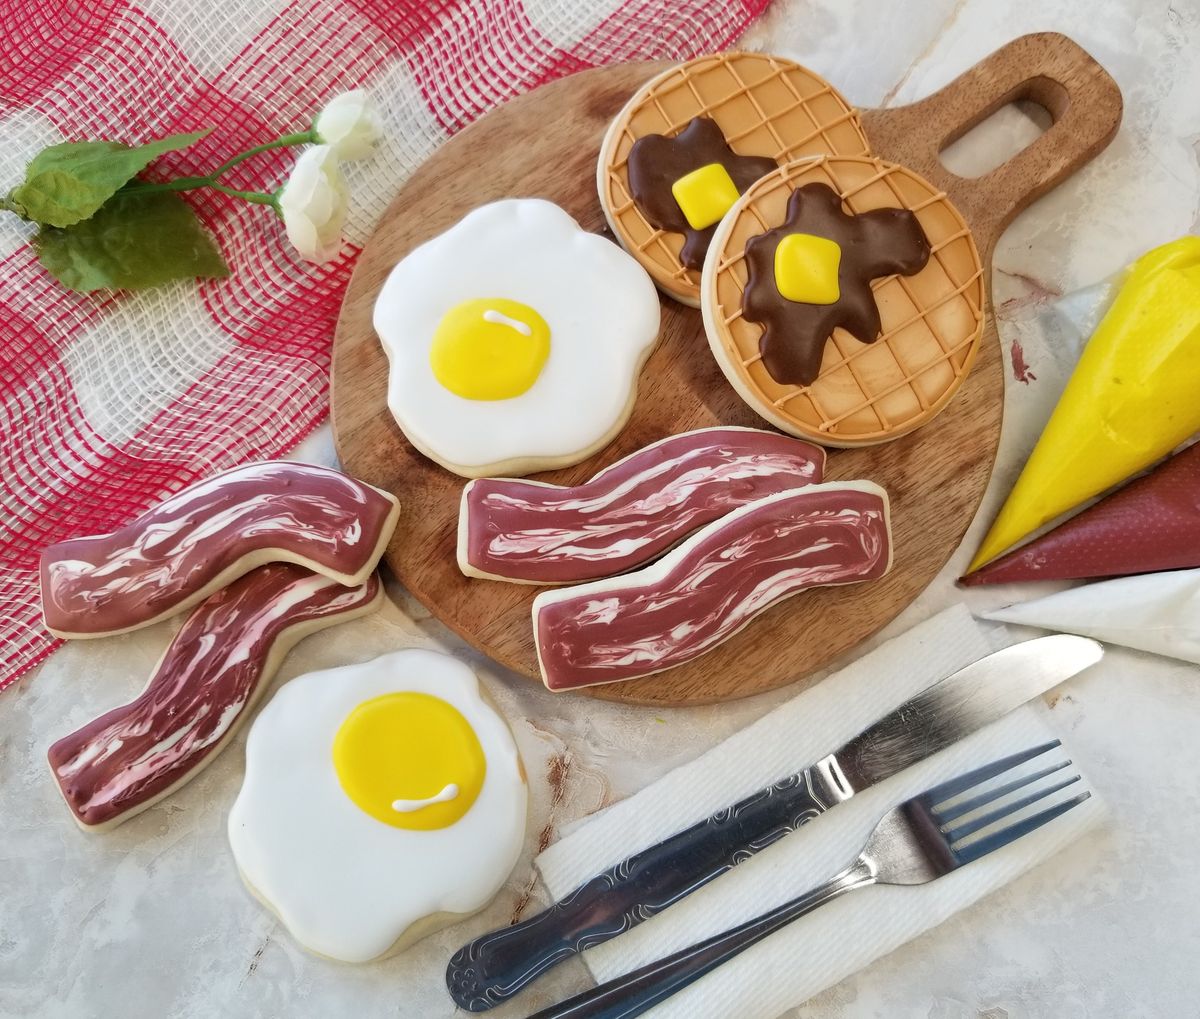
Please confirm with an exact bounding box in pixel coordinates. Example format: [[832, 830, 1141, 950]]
[[601, 52, 868, 296], [709, 155, 984, 442]]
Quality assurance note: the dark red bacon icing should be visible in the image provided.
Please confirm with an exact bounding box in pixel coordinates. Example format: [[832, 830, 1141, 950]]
[[40, 461, 398, 637], [533, 481, 892, 691], [460, 427, 824, 584], [47, 563, 381, 829]]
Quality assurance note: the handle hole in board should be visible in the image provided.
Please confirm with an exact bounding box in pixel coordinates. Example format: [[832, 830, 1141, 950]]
[[938, 100, 1053, 179]]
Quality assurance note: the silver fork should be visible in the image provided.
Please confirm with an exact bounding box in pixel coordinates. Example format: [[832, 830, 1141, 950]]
[[526, 740, 1089, 1019]]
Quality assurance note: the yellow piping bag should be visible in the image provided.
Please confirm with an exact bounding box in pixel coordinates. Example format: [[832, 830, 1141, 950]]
[[969, 236, 1200, 572]]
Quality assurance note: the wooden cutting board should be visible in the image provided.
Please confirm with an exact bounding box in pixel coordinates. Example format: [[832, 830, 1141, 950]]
[[332, 33, 1121, 707]]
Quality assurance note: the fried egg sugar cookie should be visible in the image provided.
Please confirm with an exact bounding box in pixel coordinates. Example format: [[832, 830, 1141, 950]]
[[227, 649, 528, 963], [373, 199, 661, 478]]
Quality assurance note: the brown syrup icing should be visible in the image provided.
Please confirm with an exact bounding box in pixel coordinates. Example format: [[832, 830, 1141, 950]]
[[742, 183, 931, 386], [627, 117, 777, 270]]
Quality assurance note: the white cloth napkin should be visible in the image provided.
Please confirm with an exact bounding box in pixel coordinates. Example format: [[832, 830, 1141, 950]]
[[535, 605, 1104, 1019], [983, 568, 1200, 666]]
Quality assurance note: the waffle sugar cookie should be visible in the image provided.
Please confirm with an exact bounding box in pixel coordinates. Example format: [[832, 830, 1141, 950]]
[[597, 52, 870, 306], [701, 155, 984, 446]]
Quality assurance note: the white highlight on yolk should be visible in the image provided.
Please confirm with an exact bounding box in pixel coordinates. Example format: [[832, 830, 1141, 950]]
[[482, 309, 533, 336], [391, 782, 460, 813]]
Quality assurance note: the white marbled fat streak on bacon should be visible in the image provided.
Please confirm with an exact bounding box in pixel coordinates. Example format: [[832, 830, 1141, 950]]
[[460, 427, 824, 583], [47, 563, 381, 829], [533, 481, 892, 691], [40, 461, 398, 636]]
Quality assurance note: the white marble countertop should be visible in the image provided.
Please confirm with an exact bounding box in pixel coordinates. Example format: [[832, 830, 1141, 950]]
[[4, 1, 1200, 1016]]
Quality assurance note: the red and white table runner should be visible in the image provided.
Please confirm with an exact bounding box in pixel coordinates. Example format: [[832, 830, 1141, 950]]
[[0, 0, 769, 691]]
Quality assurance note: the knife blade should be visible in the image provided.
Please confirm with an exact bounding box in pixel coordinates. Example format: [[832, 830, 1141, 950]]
[[446, 634, 1102, 1012]]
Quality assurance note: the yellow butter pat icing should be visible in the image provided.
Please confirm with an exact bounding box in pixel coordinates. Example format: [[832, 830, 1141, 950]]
[[671, 162, 741, 231], [970, 236, 1200, 571], [333, 691, 486, 831], [773, 232, 842, 304], [430, 297, 550, 400]]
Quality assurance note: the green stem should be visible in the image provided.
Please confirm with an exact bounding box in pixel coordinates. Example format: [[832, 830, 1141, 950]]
[[120, 128, 314, 201], [204, 130, 314, 180], [120, 177, 278, 206], [126, 176, 212, 194], [210, 182, 279, 205]]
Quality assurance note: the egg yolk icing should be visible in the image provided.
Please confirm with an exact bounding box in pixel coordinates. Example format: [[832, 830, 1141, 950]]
[[333, 692, 486, 831], [430, 298, 550, 400]]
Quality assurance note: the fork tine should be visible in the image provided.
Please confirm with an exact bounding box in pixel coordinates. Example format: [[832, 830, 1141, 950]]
[[942, 773, 1082, 843], [921, 740, 1061, 805], [934, 759, 1074, 826], [950, 790, 1092, 865]]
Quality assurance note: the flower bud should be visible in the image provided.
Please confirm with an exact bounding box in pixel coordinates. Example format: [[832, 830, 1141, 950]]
[[277, 145, 348, 263], [313, 90, 382, 161]]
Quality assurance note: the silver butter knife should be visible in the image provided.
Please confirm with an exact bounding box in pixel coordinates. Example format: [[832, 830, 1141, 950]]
[[446, 634, 1102, 1011]]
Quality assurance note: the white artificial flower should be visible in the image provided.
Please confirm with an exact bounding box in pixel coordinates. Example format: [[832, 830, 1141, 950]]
[[312, 89, 382, 161], [277, 144, 348, 263]]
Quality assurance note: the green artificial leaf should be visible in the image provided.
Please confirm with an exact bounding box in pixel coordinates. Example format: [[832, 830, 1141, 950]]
[[33, 190, 229, 292], [8, 129, 210, 227]]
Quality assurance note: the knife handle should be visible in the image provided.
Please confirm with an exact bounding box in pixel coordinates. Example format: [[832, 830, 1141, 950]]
[[524, 858, 875, 1019], [445, 759, 848, 1011]]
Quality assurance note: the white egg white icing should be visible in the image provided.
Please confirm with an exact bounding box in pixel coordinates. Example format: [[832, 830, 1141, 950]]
[[393, 782, 459, 813], [373, 198, 661, 476], [227, 649, 527, 963]]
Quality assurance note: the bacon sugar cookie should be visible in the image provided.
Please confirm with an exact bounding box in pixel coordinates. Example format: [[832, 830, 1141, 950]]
[[48, 565, 382, 832], [40, 461, 399, 639], [458, 426, 824, 584], [533, 481, 893, 691]]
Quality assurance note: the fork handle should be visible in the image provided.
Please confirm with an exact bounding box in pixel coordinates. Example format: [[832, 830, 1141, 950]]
[[446, 762, 848, 1011], [526, 858, 876, 1019]]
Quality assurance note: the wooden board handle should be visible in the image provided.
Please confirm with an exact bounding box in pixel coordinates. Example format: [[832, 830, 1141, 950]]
[[861, 32, 1122, 248]]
